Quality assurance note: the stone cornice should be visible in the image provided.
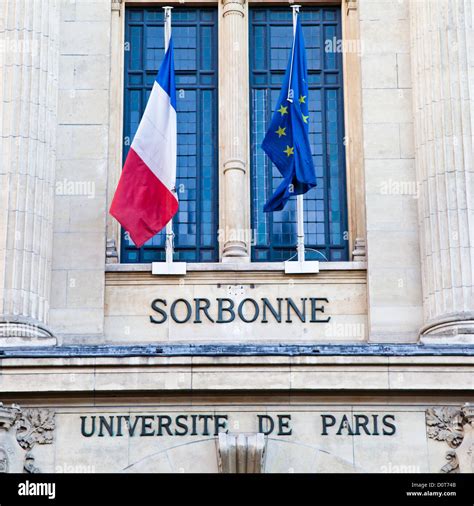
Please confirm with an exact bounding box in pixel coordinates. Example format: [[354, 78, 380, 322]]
[[0, 350, 473, 395]]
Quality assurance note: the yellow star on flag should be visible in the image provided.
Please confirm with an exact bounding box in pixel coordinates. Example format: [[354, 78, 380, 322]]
[[302, 114, 309, 124], [277, 105, 288, 116], [299, 95, 306, 104], [284, 145, 294, 157], [275, 126, 286, 138]]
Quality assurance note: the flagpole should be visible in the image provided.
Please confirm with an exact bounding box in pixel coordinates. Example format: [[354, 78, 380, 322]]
[[291, 5, 305, 264], [164, 6, 174, 265]]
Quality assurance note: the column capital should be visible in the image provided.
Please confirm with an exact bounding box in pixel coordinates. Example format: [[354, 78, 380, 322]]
[[222, 0, 246, 18], [111, 0, 123, 12], [344, 0, 358, 13]]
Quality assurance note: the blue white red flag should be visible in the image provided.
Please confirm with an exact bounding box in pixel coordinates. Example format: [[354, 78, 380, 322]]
[[110, 39, 178, 248]]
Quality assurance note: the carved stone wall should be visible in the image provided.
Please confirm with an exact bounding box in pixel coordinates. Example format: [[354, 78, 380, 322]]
[[0, 403, 55, 473], [426, 403, 474, 473]]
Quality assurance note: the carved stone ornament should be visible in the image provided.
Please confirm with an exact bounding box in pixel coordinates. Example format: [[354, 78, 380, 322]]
[[0, 403, 55, 473], [426, 404, 474, 473], [217, 432, 266, 473]]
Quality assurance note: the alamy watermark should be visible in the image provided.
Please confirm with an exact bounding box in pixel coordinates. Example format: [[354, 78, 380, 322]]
[[55, 179, 95, 199], [0, 38, 39, 55], [325, 37, 364, 56], [379, 178, 421, 199]]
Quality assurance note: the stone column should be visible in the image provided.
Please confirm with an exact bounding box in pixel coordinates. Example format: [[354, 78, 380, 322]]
[[218, 0, 251, 261], [410, 0, 474, 340], [0, 0, 60, 344]]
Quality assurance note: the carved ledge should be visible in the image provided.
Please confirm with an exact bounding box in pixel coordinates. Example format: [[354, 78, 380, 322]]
[[0, 403, 55, 474], [217, 432, 266, 473], [426, 404, 474, 473]]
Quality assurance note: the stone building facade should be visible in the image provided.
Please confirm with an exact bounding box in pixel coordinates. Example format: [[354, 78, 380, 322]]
[[0, 0, 473, 474]]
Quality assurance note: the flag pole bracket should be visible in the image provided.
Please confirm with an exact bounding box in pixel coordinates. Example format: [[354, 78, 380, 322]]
[[152, 262, 187, 276], [284, 260, 319, 274]]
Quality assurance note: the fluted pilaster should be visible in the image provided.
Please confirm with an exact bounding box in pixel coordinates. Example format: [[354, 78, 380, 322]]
[[219, 0, 251, 261], [0, 0, 59, 344], [410, 0, 474, 340]]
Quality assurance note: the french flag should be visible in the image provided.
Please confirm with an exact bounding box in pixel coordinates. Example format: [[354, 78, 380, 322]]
[[110, 39, 178, 248]]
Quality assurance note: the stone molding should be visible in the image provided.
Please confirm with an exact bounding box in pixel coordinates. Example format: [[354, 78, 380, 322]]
[[217, 432, 266, 473], [426, 404, 474, 473], [223, 159, 246, 175], [0, 320, 54, 340], [0, 403, 55, 473]]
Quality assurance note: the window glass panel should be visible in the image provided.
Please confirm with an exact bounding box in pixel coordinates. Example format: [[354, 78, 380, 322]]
[[122, 8, 218, 263], [250, 7, 348, 262]]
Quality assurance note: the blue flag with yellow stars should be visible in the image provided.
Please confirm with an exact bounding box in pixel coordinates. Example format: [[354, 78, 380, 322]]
[[262, 14, 316, 212]]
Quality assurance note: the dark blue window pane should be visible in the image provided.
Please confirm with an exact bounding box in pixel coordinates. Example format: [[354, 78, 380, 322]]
[[250, 7, 348, 262], [123, 8, 218, 263]]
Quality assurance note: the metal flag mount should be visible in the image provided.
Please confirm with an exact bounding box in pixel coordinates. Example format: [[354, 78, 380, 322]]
[[285, 5, 319, 275], [152, 5, 187, 275]]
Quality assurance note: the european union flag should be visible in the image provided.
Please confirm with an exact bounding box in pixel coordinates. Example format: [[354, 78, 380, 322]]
[[262, 15, 316, 212]]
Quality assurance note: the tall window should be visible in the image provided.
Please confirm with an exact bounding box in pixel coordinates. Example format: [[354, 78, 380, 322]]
[[122, 8, 218, 263], [250, 8, 348, 262]]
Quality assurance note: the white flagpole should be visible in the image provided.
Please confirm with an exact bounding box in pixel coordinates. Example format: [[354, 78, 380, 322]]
[[291, 5, 305, 264], [284, 5, 319, 274], [152, 6, 185, 275], [164, 6, 174, 265]]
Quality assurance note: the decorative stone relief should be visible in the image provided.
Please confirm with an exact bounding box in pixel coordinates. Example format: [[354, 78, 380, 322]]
[[426, 404, 474, 473], [217, 433, 266, 473], [0, 403, 55, 473]]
